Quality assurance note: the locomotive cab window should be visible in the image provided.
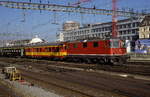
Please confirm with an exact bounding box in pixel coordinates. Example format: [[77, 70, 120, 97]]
[[110, 40, 119, 48], [83, 42, 87, 48], [93, 42, 99, 47], [120, 40, 126, 48]]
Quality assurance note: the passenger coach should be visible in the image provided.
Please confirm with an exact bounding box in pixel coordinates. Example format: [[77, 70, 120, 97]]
[[24, 42, 67, 59]]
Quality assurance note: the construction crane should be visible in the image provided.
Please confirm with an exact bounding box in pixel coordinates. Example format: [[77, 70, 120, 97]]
[[0, 1, 148, 18], [112, 0, 117, 38]]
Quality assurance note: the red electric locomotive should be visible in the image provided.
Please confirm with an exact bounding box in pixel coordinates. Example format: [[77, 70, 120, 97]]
[[64, 38, 128, 64]]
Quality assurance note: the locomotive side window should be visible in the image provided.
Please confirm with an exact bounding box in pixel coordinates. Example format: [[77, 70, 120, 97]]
[[93, 42, 99, 47], [73, 44, 78, 48], [83, 42, 87, 48]]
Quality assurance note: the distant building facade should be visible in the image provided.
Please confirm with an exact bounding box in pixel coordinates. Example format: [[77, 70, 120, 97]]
[[57, 18, 145, 42], [57, 21, 80, 41], [63, 21, 80, 31], [139, 15, 150, 39]]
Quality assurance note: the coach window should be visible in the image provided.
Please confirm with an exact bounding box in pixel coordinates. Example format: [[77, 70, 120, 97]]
[[52, 47, 55, 52], [29, 48, 31, 52], [73, 43, 78, 48], [38, 48, 41, 52], [26, 49, 29, 52], [48, 48, 51, 52], [56, 47, 59, 52], [39, 48, 42, 52], [83, 42, 87, 48], [93, 42, 99, 47], [35, 48, 39, 52]]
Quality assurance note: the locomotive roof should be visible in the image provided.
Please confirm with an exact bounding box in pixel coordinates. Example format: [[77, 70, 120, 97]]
[[67, 38, 121, 43]]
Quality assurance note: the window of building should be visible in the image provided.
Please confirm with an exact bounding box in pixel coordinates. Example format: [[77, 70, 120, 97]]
[[83, 42, 87, 48], [119, 25, 122, 29], [93, 42, 99, 47], [142, 34, 145, 38], [123, 24, 126, 28], [128, 23, 131, 28], [133, 23, 136, 27], [123, 31, 126, 34], [120, 31, 122, 35], [102, 28, 104, 31], [132, 29, 135, 34], [137, 22, 139, 26]]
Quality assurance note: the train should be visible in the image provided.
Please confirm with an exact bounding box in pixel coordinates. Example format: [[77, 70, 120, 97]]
[[0, 38, 129, 64]]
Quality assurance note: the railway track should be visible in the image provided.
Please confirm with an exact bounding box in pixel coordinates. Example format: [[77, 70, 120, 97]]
[[18, 68, 150, 97], [21, 70, 95, 97], [0, 57, 150, 76], [0, 57, 150, 97]]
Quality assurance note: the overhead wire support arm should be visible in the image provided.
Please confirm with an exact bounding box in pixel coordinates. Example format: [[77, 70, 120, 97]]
[[0, 1, 149, 17]]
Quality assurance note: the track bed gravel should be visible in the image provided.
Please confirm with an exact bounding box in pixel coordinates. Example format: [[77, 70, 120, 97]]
[[0, 57, 150, 97]]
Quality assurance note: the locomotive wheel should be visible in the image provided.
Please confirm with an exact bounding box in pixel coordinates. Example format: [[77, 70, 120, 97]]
[[72, 58, 79, 62], [98, 58, 105, 64], [91, 58, 98, 64], [85, 58, 92, 64], [113, 58, 126, 65]]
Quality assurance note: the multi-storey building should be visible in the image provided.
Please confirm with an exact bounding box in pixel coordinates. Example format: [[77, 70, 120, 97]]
[[139, 15, 150, 38], [57, 18, 144, 42]]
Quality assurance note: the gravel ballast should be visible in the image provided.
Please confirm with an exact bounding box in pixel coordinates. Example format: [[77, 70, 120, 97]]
[[0, 72, 63, 97]]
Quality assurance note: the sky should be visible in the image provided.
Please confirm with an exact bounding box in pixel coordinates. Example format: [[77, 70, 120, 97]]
[[0, 0, 150, 42]]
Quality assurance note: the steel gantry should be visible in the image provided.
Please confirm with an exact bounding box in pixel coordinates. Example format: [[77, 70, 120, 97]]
[[0, 1, 149, 18]]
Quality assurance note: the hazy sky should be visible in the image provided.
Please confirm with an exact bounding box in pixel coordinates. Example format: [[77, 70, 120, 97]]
[[0, 0, 150, 41]]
